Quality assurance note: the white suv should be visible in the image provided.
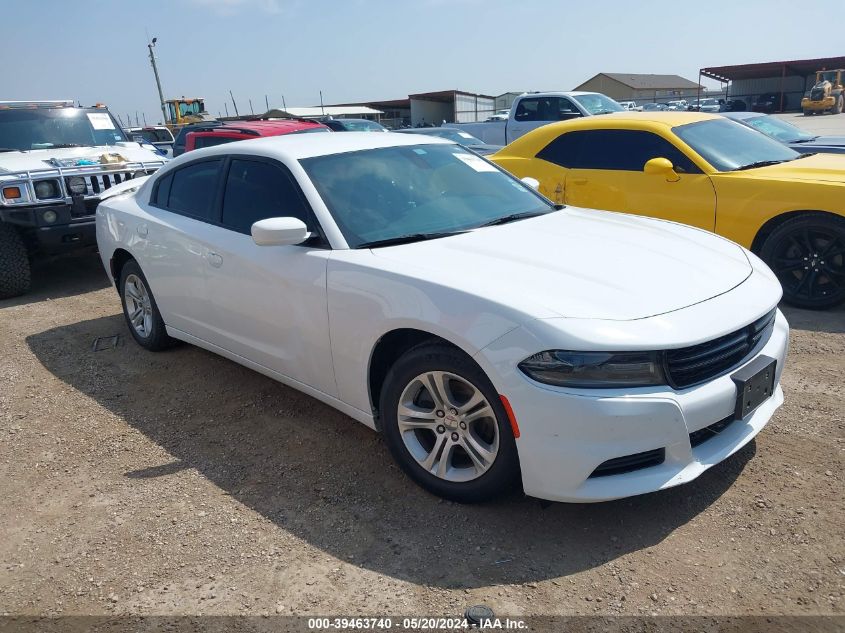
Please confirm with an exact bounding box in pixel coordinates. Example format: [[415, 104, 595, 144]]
[[0, 101, 166, 298]]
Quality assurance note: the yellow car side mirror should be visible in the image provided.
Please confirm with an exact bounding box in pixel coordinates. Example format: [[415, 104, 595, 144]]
[[644, 157, 680, 182]]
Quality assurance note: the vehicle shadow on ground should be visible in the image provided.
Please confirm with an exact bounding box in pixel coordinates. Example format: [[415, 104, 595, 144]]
[[780, 303, 845, 335], [0, 253, 109, 308], [27, 315, 754, 589]]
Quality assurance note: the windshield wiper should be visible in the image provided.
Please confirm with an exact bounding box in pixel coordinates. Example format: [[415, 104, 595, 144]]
[[0, 148, 19, 153], [48, 143, 85, 149], [734, 159, 790, 171], [478, 209, 550, 228], [792, 137, 819, 143], [356, 230, 468, 249]]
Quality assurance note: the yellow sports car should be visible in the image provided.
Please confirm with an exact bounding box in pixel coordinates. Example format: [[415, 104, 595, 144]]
[[491, 112, 845, 309]]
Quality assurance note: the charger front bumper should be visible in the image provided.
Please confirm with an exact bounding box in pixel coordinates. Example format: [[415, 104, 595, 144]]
[[478, 310, 789, 503]]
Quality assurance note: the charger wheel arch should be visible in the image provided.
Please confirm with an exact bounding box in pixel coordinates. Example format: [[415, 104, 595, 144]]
[[118, 259, 177, 351], [379, 343, 520, 502]]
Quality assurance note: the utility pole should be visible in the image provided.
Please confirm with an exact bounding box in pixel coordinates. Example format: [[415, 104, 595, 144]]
[[147, 37, 168, 125], [142, 112, 147, 126], [281, 95, 287, 111], [224, 102, 229, 117], [319, 90, 325, 116], [265, 95, 269, 111], [249, 98, 254, 115]]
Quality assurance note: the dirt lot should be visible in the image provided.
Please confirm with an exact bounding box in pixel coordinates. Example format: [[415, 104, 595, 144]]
[[1, 254, 843, 622]]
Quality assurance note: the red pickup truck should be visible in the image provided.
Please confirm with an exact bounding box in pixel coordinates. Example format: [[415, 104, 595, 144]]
[[184, 119, 330, 152]]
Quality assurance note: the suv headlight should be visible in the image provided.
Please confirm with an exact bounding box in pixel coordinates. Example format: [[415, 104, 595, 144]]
[[34, 179, 61, 200], [67, 176, 87, 195], [518, 350, 665, 388]]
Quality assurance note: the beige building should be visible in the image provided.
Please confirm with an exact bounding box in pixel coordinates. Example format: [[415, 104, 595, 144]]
[[574, 73, 703, 103]]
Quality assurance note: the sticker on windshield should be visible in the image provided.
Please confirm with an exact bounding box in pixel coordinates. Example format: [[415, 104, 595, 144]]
[[458, 132, 474, 139], [453, 152, 497, 172], [412, 148, 428, 155], [87, 112, 115, 130]]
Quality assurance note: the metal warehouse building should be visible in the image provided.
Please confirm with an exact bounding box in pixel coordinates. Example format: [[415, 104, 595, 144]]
[[408, 90, 496, 126], [573, 73, 703, 103], [331, 90, 496, 128], [700, 56, 845, 112]]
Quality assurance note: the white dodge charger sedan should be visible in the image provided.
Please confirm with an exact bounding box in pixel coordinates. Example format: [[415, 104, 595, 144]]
[[96, 132, 789, 503]]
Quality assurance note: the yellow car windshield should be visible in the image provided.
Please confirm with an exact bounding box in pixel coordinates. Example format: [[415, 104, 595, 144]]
[[674, 119, 800, 172]]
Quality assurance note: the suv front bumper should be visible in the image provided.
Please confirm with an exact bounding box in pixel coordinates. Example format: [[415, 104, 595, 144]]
[[1, 202, 97, 254], [32, 220, 96, 253]]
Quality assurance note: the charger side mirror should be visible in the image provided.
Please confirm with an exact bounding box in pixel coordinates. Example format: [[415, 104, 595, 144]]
[[251, 217, 309, 246]]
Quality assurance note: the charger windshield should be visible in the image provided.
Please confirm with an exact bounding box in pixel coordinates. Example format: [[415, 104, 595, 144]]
[[301, 144, 553, 247]]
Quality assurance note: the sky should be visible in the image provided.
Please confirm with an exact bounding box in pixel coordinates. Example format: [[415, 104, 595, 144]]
[[3, 0, 844, 125]]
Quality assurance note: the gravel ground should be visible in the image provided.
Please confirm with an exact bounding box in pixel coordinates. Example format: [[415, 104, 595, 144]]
[[0, 254, 843, 622]]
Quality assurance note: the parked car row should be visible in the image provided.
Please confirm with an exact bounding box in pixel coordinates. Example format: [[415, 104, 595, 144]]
[[623, 98, 746, 113], [6, 92, 843, 506]]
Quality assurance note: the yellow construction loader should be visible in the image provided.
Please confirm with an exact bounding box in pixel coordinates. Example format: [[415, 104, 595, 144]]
[[801, 69, 844, 115], [164, 97, 216, 128]]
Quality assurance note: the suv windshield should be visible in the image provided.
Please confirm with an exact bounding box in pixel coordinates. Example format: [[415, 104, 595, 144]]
[[741, 115, 815, 143], [301, 144, 553, 247], [673, 118, 800, 171], [572, 93, 624, 115], [0, 108, 128, 151]]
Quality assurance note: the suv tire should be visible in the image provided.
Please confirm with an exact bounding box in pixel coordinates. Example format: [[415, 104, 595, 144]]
[[0, 224, 31, 299]]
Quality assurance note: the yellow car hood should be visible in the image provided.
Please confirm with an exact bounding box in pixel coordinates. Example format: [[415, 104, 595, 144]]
[[745, 152, 845, 183]]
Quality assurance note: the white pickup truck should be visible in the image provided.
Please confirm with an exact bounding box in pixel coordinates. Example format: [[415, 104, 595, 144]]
[[443, 91, 623, 145]]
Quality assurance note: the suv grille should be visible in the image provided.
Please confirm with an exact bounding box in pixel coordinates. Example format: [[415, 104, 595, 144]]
[[65, 171, 142, 197], [665, 309, 776, 389]]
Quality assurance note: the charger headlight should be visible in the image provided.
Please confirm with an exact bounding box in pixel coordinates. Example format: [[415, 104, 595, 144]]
[[518, 350, 665, 388]]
